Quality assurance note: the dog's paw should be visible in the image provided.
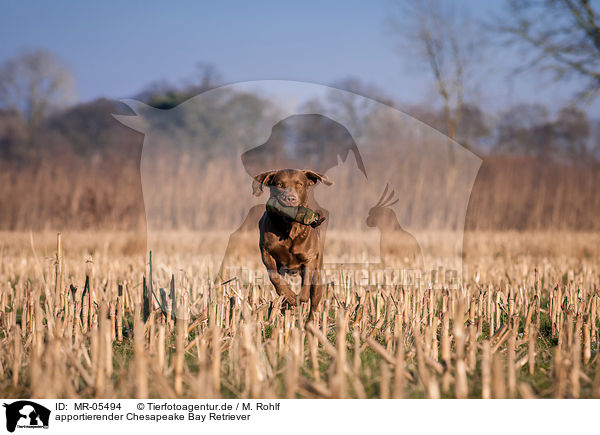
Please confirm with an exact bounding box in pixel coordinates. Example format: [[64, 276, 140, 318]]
[[281, 294, 298, 311], [298, 294, 310, 303]]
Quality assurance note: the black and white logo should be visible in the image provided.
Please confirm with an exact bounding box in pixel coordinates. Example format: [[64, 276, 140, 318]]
[[2, 401, 50, 433]]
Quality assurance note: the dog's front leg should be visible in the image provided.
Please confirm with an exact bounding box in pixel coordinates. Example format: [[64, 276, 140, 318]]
[[261, 251, 297, 306]]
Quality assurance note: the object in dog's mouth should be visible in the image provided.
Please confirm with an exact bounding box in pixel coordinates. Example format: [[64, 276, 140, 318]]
[[266, 197, 325, 227]]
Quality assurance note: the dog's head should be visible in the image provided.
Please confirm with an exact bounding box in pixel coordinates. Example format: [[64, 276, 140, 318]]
[[252, 169, 333, 206]]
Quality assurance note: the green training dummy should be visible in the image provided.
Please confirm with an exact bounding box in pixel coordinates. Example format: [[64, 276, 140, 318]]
[[266, 197, 326, 228]]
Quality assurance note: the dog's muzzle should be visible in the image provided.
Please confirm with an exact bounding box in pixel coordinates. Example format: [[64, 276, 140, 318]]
[[274, 188, 299, 206]]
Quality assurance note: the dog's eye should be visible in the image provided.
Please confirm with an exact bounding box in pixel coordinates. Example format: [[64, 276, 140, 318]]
[[296, 182, 303, 188], [277, 182, 284, 188]]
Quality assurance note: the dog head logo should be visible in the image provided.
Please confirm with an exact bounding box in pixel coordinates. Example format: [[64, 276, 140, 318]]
[[114, 80, 481, 291], [3, 401, 50, 432]]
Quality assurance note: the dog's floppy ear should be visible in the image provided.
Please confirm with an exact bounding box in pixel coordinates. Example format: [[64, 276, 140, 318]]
[[252, 170, 278, 196], [304, 170, 333, 187]]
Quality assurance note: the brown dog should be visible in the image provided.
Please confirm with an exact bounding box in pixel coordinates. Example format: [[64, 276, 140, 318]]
[[253, 169, 333, 323]]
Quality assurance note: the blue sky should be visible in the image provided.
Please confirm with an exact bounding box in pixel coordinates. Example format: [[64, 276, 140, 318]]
[[1, 0, 597, 116]]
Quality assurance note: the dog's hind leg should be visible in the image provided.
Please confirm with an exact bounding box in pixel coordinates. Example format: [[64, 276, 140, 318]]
[[306, 270, 324, 325], [299, 265, 312, 303]]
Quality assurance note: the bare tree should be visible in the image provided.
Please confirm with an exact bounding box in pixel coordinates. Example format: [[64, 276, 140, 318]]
[[498, 0, 600, 103], [0, 49, 75, 148], [194, 62, 222, 89], [387, 0, 480, 143]]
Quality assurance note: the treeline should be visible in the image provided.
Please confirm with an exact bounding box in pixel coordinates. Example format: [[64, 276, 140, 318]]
[[2, 82, 599, 165]]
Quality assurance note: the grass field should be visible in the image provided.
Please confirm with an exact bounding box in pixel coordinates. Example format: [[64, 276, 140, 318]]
[[1, 230, 599, 398]]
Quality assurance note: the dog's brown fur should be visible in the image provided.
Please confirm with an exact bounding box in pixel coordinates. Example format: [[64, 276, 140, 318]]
[[253, 169, 332, 323]]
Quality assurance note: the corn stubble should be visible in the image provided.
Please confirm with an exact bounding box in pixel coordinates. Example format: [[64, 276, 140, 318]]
[[0, 231, 599, 399]]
